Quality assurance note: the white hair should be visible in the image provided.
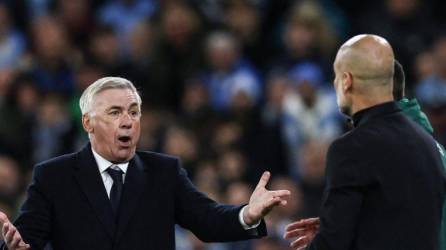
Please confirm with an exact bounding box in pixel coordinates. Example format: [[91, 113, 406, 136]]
[[79, 77, 142, 116]]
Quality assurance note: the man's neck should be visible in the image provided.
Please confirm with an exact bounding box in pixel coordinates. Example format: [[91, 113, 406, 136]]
[[351, 95, 394, 117]]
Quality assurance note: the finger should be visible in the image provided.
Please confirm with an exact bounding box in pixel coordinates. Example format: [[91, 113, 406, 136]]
[[296, 246, 308, 250], [10, 231, 22, 249], [263, 196, 283, 211], [291, 235, 311, 248], [284, 228, 310, 239], [255, 171, 271, 189], [18, 243, 31, 250], [285, 220, 308, 231], [303, 217, 320, 225], [270, 189, 291, 198], [286, 218, 320, 231], [280, 200, 287, 206], [0, 212, 8, 225], [4, 223, 15, 243]]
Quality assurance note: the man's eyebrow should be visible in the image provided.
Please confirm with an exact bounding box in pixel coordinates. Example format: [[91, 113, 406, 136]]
[[106, 105, 123, 111]]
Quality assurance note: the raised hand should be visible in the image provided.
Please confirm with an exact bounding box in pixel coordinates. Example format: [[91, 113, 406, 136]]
[[243, 171, 291, 226], [0, 212, 30, 250], [284, 217, 320, 250]]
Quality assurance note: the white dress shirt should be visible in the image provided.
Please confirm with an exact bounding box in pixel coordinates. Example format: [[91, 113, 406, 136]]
[[92, 149, 129, 198], [91, 148, 259, 229]]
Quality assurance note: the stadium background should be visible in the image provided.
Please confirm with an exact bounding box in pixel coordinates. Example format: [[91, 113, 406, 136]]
[[0, 0, 445, 249]]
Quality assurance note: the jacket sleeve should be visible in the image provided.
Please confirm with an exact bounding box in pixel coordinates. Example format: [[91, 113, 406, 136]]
[[13, 164, 52, 250], [307, 140, 365, 250], [172, 158, 267, 242]]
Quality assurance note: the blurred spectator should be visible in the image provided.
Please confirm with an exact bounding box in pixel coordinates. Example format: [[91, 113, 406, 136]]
[[181, 79, 212, 122], [235, 74, 289, 183], [154, 2, 203, 110], [0, 155, 21, 207], [211, 119, 243, 153], [32, 93, 77, 163], [98, 0, 158, 53], [415, 36, 446, 144], [267, 176, 303, 241], [56, 0, 95, 48], [414, 51, 435, 83], [123, 21, 172, 108], [0, 69, 16, 106], [193, 160, 222, 201], [162, 125, 199, 174], [415, 36, 446, 108], [0, 75, 39, 166], [137, 107, 164, 152], [223, 0, 264, 67], [29, 15, 76, 96], [88, 25, 124, 75], [282, 62, 341, 179], [359, 0, 437, 85], [253, 237, 287, 250], [218, 149, 248, 184], [0, 3, 25, 71], [202, 31, 261, 111], [273, 0, 337, 75], [298, 139, 328, 217], [68, 63, 105, 139]]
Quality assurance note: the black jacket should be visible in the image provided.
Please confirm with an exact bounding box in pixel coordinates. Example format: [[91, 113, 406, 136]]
[[308, 102, 446, 250], [1, 144, 266, 250]]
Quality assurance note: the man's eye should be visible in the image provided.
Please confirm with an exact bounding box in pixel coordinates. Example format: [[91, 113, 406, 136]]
[[109, 110, 120, 116]]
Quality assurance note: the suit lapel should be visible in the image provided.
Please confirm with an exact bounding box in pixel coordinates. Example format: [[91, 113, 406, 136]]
[[115, 154, 150, 243], [73, 144, 116, 240]]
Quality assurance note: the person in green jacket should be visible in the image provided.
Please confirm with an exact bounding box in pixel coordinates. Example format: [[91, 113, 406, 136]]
[[393, 59, 446, 250]]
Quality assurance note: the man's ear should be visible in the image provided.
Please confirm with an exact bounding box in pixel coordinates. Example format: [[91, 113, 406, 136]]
[[342, 72, 353, 94], [82, 114, 94, 134]]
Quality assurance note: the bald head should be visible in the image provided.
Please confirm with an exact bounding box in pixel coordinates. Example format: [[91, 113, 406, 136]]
[[335, 34, 394, 87], [333, 35, 395, 116]]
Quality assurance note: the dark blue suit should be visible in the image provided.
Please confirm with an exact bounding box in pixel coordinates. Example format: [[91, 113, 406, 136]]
[[2, 144, 266, 250]]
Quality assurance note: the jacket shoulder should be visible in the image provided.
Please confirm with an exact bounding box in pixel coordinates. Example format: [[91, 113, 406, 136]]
[[34, 152, 78, 174], [135, 151, 181, 171]]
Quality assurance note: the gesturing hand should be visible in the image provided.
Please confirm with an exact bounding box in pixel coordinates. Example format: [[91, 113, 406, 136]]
[[284, 217, 320, 250], [243, 171, 291, 226], [0, 212, 30, 250]]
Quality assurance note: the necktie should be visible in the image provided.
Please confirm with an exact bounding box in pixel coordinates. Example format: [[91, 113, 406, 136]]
[[106, 167, 124, 217]]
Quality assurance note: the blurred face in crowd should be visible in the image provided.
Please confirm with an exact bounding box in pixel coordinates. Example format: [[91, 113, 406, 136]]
[[83, 88, 141, 163], [387, 0, 418, 18], [32, 16, 68, 61], [433, 37, 446, 77], [207, 34, 239, 72]]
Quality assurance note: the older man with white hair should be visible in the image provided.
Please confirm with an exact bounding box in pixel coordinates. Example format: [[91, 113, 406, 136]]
[[0, 77, 290, 250]]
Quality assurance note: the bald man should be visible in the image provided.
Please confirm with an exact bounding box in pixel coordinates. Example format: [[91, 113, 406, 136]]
[[284, 35, 446, 250]]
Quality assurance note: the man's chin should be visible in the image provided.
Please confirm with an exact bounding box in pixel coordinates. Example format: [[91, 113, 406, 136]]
[[113, 148, 136, 163]]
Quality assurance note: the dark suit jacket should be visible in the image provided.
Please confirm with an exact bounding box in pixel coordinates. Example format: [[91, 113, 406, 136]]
[[308, 102, 446, 250], [1, 144, 266, 250]]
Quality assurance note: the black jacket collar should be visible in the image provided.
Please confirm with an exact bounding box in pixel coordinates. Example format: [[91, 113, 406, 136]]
[[352, 101, 401, 127]]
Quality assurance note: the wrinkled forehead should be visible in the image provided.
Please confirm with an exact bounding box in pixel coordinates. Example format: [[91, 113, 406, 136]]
[[94, 88, 140, 109]]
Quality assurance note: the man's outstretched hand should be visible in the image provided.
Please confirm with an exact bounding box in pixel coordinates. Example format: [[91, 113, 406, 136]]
[[243, 171, 291, 226], [284, 217, 320, 250], [0, 212, 30, 250]]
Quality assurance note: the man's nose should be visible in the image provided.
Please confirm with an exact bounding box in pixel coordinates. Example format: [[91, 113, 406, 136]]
[[119, 113, 133, 128]]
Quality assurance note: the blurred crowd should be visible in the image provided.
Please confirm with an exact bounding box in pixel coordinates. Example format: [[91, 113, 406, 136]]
[[0, 0, 445, 249]]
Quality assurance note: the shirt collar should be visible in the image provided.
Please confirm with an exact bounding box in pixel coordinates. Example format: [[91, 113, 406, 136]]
[[352, 101, 401, 127], [91, 148, 129, 174]]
